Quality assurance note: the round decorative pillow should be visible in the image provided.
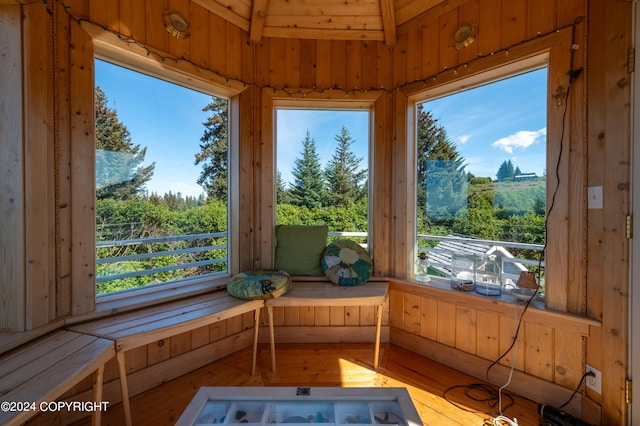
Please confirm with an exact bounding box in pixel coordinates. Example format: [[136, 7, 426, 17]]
[[227, 270, 292, 300], [321, 239, 373, 286]]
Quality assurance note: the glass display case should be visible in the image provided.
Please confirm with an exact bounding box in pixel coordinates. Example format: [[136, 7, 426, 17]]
[[176, 387, 423, 426]]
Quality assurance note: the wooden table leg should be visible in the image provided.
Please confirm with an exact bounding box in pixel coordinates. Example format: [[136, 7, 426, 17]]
[[116, 351, 132, 426], [91, 365, 104, 426], [267, 305, 276, 372], [374, 303, 383, 369], [252, 307, 260, 375]]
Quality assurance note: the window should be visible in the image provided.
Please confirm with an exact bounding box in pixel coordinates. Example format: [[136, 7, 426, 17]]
[[275, 108, 370, 247], [94, 59, 230, 296], [413, 67, 548, 293]]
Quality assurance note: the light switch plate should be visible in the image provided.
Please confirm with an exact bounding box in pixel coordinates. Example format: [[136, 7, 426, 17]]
[[588, 186, 603, 209]]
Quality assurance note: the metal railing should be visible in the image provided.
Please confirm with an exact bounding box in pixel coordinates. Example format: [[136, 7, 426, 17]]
[[417, 233, 545, 288], [96, 232, 228, 291], [95, 230, 368, 293], [96, 230, 542, 293]]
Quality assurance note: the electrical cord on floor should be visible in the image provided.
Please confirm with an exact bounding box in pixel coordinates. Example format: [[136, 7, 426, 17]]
[[486, 300, 522, 425], [442, 20, 584, 426], [486, 415, 519, 426], [443, 383, 515, 416]]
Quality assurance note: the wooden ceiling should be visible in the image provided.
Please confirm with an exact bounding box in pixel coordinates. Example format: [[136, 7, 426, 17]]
[[191, 0, 459, 46]]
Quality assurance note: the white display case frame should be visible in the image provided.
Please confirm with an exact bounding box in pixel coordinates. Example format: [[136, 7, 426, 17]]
[[176, 386, 423, 425]]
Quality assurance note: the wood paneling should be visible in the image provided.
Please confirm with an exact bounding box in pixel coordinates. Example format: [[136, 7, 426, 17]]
[[54, 0, 73, 319], [69, 15, 97, 315], [23, 2, 56, 329], [5, 0, 631, 423], [477, 0, 501, 55], [501, 0, 527, 47], [389, 281, 592, 398], [0, 5, 25, 331], [587, 1, 631, 424]]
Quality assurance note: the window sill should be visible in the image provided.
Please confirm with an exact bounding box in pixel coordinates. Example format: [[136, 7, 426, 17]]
[[390, 277, 600, 336], [66, 275, 231, 325]]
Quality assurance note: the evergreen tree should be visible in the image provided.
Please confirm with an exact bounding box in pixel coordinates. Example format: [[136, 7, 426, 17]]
[[415, 104, 467, 224], [195, 97, 228, 201], [496, 159, 515, 181], [95, 86, 154, 200], [533, 196, 546, 216], [276, 170, 291, 204], [514, 166, 522, 177], [324, 126, 367, 207], [289, 130, 325, 209]]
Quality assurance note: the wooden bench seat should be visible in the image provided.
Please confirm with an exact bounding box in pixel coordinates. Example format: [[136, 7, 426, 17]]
[[0, 330, 114, 426], [264, 280, 389, 371], [68, 291, 264, 426]]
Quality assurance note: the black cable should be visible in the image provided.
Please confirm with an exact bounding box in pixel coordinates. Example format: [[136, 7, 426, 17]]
[[485, 15, 582, 385], [443, 24, 583, 420], [556, 371, 593, 410], [442, 383, 515, 416]]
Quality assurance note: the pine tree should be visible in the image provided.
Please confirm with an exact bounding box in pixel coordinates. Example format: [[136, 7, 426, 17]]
[[276, 170, 291, 204], [195, 97, 228, 201], [289, 130, 325, 209], [324, 126, 367, 207], [496, 160, 516, 181], [415, 104, 467, 222], [95, 86, 154, 200]]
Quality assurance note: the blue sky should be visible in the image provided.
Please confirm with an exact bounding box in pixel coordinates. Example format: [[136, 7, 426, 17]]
[[276, 109, 369, 185], [422, 67, 547, 179], [96, 60, 546, 198], [96, 59, 212, 198]]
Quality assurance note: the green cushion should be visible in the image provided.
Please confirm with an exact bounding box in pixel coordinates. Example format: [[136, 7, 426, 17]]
[[274, 225, 328, 276], [227, 270, 292, 300], [321, 239, 373, 286]]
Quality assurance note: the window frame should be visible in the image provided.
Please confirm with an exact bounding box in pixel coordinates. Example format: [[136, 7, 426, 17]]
[[399, 29, 581, 310], [410, 58, 548, 285], [261, 89, 384, 272], [91, 45, 243, 311], [274, 105, 372, 243]]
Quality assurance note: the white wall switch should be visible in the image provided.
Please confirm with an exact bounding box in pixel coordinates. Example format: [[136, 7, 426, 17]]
[[588, 186, 603, 209]]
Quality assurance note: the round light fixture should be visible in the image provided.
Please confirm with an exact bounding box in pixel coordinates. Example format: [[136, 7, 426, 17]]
[[453, 23, 476, 50], [163, 10, 190, 39]]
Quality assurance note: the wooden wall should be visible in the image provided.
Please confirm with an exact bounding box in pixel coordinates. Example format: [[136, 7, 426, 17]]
[[4, 0, 632, 424], [388, 280, 601, 420], [0, 5, 25, 331], [586, 1, 632, 423]]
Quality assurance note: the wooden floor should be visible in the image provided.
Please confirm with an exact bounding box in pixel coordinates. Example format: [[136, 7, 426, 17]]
[[72, 343, 542, 426]]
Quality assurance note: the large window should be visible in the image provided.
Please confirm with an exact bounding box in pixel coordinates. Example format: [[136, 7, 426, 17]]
[[414, 67, 548, 293], [94, 59, 230, 296], [275, 108, 370, 247]]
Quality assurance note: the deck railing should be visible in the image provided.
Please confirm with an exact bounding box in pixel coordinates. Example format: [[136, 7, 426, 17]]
[[96, 231, 541, 293], [417, 233, 545, 288], [96, 232, 229, 294], [96, 230, 369, 294]]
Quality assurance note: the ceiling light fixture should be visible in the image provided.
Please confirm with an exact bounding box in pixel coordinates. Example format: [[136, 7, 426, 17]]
[[163, 10, 190, 39], [453, 23, 476, 50]]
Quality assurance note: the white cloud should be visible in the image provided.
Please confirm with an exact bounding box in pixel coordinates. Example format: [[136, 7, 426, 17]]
[[491, 128, 546, 154], [458, 134, 471, 145]]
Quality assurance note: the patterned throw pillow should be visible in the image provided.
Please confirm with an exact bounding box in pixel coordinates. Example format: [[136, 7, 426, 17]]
[[321, 239, 373, 286], [227, 270, 292, 300]]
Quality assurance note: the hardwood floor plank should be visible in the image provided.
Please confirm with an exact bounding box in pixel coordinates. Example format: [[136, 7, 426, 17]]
[[64, 343, 542, 426]]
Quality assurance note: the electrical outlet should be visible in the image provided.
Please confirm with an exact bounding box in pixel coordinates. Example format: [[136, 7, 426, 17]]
[[586, 364, 602, 394]]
